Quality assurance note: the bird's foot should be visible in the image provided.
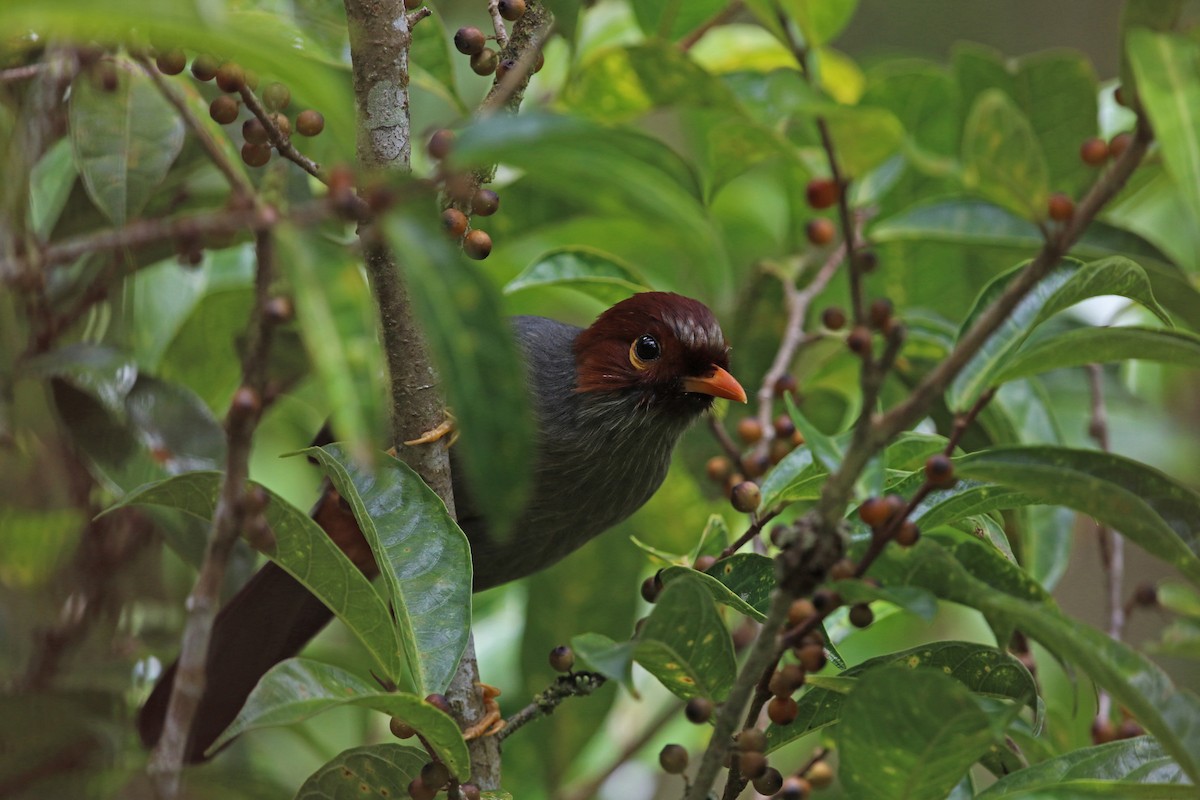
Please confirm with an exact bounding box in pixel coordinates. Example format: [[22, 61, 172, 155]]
[[403, 412, 458, 447], [462, 683, 505, 740]]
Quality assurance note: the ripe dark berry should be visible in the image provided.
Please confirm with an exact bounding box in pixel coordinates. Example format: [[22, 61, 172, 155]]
[[812, 589, 840, 614], [407, 777, 436, 800], [1080, 136, 1108, 166], [821, 306, 846, 330], [209, 95, 239, 124], [767, 694, 798, 725], [420, 761, 450, 789], [215, 62, 245, 93], [768, 664, 805, 697], [847, 325, 871, 356], [705, 455, 732, 483], [730, 481, 761, 513], [241, 142, 271, 167], [463, 229, 492, 260], [390, 717, 416, 739], [780, 776, 812, 800], [1048, 192, 1074, 222], [694, 554, 716, 572], [191, 54, 219, 81], [470, 48, 499, 76], [659, 743, 688, 774], [640, 574, 661, 604], [460, 785, 481, 800], [854, 249, 879, 273], [263, 81, 291, 111], [858, 496, 890, 527], [441, 208, 468, 239], [424, 693, 452, 714], [828, 558, 856, 580], [736, 417, 763, 444], [883, 493, 906, 518], [775, 373, 798, 395], [737, 727, 767, 753], [849, 603, 874, 628], [741, 452, 769, 479], [498, 0, 526, 20], [724, 473, 745, 498], [1109, 132, 1133, 159], [534, 52, 546, 73], [427, 128, 455, 160], [549, 645, 575, 673], [296, 110, 324, 137], [797, 642, 826, 673], [738, 750, 768, 779], [753, 767, 784, 796], [868, 297, 893, 330], [924, 454, 956, 488], [895, 520, 920, 547], [787, 598, 816, 627], [454, 26, 486, 56], [769, 438, 793, 464], [806, 760, 835, 788], [155, 48, 186, 75], [805, 177, 839, 209], [805, 218, 836, 246], [264, 296, 294, 324], [243, 118, 269, 145], [773, 414, 795, 439], [472, 188, 499, 216], [269, 112, 291, 138], [685, 696, 713, 724]]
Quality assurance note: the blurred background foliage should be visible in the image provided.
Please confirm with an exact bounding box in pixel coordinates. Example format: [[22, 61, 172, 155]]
[[1, 0, 1199, 798]]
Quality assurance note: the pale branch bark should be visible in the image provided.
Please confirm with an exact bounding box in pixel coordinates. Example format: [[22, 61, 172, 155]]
[[148, 228, 279, 798], [1087, 363, 1123, 724], [487, 0, 510, 49]]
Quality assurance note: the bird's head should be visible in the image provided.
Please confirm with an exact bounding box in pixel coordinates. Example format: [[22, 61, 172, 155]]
[[573, 292, 747, 417]]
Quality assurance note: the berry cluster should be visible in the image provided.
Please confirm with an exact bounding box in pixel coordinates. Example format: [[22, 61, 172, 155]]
[[1046, 123, 1137, 224], [390, 694, 481, 800], [426, 129, 501, 261]]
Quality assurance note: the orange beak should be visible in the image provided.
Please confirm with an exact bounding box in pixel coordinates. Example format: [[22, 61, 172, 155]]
[[683, 366, 747, 403]]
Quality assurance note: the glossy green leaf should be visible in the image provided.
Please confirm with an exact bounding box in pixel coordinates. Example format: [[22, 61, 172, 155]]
[[690, 514, 731, 562], [885, 432, 951, 470], [962, 90, 1049, 220], [790, 104, 904, 178], [634, 577, 736, 701], [111, 474, 401, 678], [1012, 50, 1099, 197], [956, 446, 1200, 586], [759, 444, 823, 511], [297, 743, 428, 800], [834, 580, 938, 622], [212, 659, 468, 778], [660, 554, 773, 621], [505, 247, 650, 305], [1127, 30, 1200, 228], [996, 326, 1200, 384], [571, 633, 636, 692], [837, 667, 1017, 800], [68, 58, 184, 225], [912, 478, 1040, 533], [870, 539, 1200, 781], [780, 0, 859, 47], [385, 213, 534, 541], [862, 61, 960, 159], [278, 224, 384, 465], [304, 445, 471, 696], [978, 737, 1191, 797], [785, 393, 842, 469], [632, 0, 726, 41], [28, 137, 77, 239], [949, 256, 1169, 412]]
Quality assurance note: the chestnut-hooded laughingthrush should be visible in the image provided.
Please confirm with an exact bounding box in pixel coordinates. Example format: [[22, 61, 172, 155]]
[[138, 292, 747, 761]]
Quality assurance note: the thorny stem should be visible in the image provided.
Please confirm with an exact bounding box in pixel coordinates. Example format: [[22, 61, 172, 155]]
[[1087, 363, 1123, 724]]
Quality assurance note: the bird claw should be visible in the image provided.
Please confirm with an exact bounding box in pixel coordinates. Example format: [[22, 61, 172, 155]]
[[462, 683, 506, 740], [403, 412, 458, 447]]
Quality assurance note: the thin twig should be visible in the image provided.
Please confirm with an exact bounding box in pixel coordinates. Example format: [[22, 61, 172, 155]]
[[945, 388, 997, 455], [494, 671, 607, 742], [238, 84, 323, 180], [487, 0, 510, 49], [719, 509, 780, 561], [0, 63, 45, 83], [1087, 363, 1123, 724], [679, 1, 744, 51]]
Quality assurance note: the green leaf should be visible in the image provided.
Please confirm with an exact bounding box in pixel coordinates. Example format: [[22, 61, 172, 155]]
[[0, 508, 83, 587], [1149, 618, 1200, 660], [911, 478, 1040, 534], [996, 326, 1200, 384], [962, 90, 1049, 220], [634, 577, 736, 701], [780, 0, 859, 47], [785, 393, 842, 469], [111, 474, 402, 678], [978, 737, 1191, 797], [689, 514, 731, 562], [384, 213, 534, 541], [571, 633, 636, 692], [25, 343, 137, 416], [816, 105, 905, 178], [660, 554, 774, 621], [834, 580, 939, 622], [505, 247, 650, 305], [759, 444, 823, 511], [632, 0, 726, 41], [956, 446, 1200, 586], [68, 58, 184, 225], [948, 256, 1169, 412], [212, 659, 468, 779], [297, 744, 428, 800], [1157, 580, 1200, 620], [304, 445, 471, 696], [837, 667, 1019, 800], [28, 137, 77, 239], [1127, 30, 1200, 229]]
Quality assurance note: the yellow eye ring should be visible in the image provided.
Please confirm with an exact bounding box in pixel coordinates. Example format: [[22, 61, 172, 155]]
[[629, 334, 661, 370]]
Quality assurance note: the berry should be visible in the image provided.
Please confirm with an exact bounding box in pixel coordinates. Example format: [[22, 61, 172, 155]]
[[767, 694, 798, 725], [424, 693, 452, 714], [1048, 192, 1074, 222], [264, 296, 294, 324], [534, 52, 546, 73], [812, 589, 840, 613], [498, 0, 526, 20], [883, 493, 906, 518], [694, 554, 716, 572], [441, 208, 468, 239], [854, 249, 879, 273], [463, 229, 492, 260], [1113, 85, 1128, 106], [1091, 717, 1117, 744], [685, 696, 713, 724], [768, 664, 805, 697], [821, 306, 846, 330], [828, 558, 856, 580], [773, 414, 796, 439], [738, 750, 768, 779], [736, 417, 763, 444], [155, 48, 186, 75], [407, 777, 436, 800], [805, 178, 839, 209], [868, 297, 893, 330], [454, 26, 486, 56], [215, 61, 245, 92], [460, 785, 482, 800], [1080, 136, 1108, 166], [390, 717, 416, 739], [769, 438, 793, 464], [775, 373, 798, 395], [924, 454, 956, 488], [209, 95, 239, 125], [753, 767, 784, 796], [796, 642, 826, 673], [420, 761, 449, 789], [737, 727, 767, 753], [805, 218, 835, 246], [723, 473, 746, 498], [470, 48, 499, 76], [472, 188, 499, 216], [191, 54, 219, 81], [847, 325, 871, 356], [230, 386, 262, 417], [640, 574, 661, 604], [1133, 583, 1158, 607], [548, 645, 575, 673], [241, 142, 271, 167], [741, 453, 769, 479], [1109, 132, 1133, 159], [296, 110, 324, 137], [243, 118, 269, 145], [730, 481, 761, 513], [858, 496, 890, 527], [427, 128, 455, 160], [443, 174, 475, 204], [659, 743, 688, 774], [849, 603, 874, 628], [787, 598, 816, 627], [780, 776, 812, 800], [705, 455, 732, 483], [806, 760, 835, 788], [263, 81, 291, 111], [895, 520, 920, 547], [269, 112, 291, 138]]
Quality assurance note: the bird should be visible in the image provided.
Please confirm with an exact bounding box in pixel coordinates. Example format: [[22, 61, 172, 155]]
[[137, 291, 746, 762]]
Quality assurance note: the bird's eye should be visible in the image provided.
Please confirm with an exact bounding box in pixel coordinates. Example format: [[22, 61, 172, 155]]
[[629, 334, 661, 369]]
